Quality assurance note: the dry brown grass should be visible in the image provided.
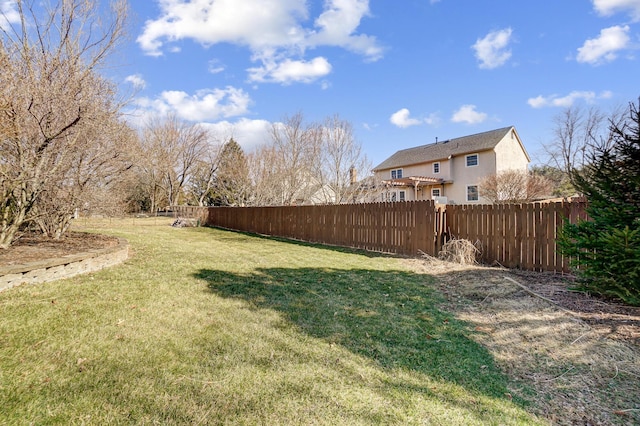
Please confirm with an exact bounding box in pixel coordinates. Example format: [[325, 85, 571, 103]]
[[404, 258, 640, 425]]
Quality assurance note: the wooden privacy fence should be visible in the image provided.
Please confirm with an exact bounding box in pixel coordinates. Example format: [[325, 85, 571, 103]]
[[203, 202, 438, 257], [173, 200, 588, 273], [443, 202, 587, 273]]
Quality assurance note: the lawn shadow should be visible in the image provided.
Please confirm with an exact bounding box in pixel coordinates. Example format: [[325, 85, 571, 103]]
[[209, 227, 403, 259], [195, 265, 520, 402]]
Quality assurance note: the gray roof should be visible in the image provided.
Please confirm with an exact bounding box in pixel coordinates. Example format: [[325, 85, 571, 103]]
[[373, 126, 517, 171]]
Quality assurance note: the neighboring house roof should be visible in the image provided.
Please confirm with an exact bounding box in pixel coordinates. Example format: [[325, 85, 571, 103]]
[[373, 126, 525, 171]]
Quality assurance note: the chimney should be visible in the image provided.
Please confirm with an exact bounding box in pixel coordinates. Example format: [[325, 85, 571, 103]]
[[349, 166, 357, 185]]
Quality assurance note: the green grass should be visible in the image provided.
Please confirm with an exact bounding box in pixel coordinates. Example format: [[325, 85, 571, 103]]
[[0, 218, 545, 425]]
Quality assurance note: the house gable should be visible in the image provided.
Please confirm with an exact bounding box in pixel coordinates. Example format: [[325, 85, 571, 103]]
[[493, 127, 530, 173]]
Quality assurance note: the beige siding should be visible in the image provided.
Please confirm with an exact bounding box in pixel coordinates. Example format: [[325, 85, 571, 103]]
[[494, 130, 529, 173], [446, 151, 495, 204], [431, 160, 450, 180], [398, 163, 428, 177]]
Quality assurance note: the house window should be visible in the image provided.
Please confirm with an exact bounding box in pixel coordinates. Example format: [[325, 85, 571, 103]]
[[467, 185, 479, 202], [466, 154, 478, 167], [391, 169, 403, 179], [432, 188, 441, 198], [399, 190, 406, 202], [433, 162, 440, 174]]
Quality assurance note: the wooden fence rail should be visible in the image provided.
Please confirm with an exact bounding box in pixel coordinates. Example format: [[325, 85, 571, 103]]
[[172, 201, 588, 273]]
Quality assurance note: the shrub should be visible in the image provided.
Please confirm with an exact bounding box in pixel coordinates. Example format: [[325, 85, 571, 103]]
[[560, 224, 640, 305], [559, 98, 640, 305]]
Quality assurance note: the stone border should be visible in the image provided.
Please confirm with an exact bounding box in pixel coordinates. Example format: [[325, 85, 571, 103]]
[[0, 237, 129, 292]]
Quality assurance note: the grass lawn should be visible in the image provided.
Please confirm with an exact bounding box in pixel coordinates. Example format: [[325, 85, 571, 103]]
[[0, 218, 545, 425]]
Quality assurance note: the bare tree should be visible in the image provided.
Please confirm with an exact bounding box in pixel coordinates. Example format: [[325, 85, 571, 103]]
[[545, 106, 602, 174], [33, 118, 136, 237], [247, 144, 281, 206], [256, 112, 321, 205], [315, 114, 371, 203], [543, 105, 625, 175], [134, 137, 166, 214], [0, 0, 128, 247], [245, 113, 372, 206], [140, 114, 210, 210], [188, 148, 221, 206], [479, 170, 552, 203]]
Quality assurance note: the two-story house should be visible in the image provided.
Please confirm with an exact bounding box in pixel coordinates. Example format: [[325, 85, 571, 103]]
[[372, 126, 530, 204]]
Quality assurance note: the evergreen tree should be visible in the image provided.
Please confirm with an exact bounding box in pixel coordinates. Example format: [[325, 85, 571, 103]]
[[212, 139, 250, 206], [559, 98, 640, 305]]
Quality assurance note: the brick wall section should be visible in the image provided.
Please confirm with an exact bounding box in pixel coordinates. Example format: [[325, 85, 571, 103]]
[[0, 238, 129, 292]]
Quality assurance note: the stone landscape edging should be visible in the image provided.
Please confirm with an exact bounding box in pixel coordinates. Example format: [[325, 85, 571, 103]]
[[0, 237, 129, 292]]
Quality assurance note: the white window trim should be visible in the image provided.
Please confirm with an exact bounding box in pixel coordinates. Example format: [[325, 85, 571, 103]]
[[465, 153, 479, 167], [431, 188, 441, 198], [466, 184, 479, 202], [433, 162, 440, 174], [391, 168, 403, 179], [398, 190, 406, 202]]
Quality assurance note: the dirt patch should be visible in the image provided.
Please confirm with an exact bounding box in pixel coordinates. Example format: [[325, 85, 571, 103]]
[[405, 257, 640, 425], [0, 232, 119, 267], [509, 270, 640, 346]]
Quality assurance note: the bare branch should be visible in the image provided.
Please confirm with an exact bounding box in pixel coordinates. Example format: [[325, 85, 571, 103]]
[[479, 170, 552, 203]]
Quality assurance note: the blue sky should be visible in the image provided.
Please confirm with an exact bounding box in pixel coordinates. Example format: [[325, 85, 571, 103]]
[[74, 1, 640, 167]]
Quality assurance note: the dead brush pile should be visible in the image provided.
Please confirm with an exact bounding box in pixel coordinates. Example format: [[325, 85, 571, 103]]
[[437, 238, 480, 265], [171, 217, 198, 228]]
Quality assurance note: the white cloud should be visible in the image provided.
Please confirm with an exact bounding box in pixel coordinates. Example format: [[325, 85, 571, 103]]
[[424, 113, 441, 126], [320, 80, 332, 90], [132, 86, 252, 123], [472, 28, 513, 69], [390, 108, 422, 128], [208, 59, 225, 74], [125, 87, 267, 151], [307, 0, 383, 60], [390, 109, 441, 128], [593, 0, 640, 21], [125, 74, 147, 89], [0, 0, 20, 30], [137, 0, 382, 84], [451, 105, 488, 124], [248, 56, 332, 84], [577, 25, 630, 64], [137, 0, 307, 57], [200, 118, 272, 151], [527, 91, 612, 108]]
